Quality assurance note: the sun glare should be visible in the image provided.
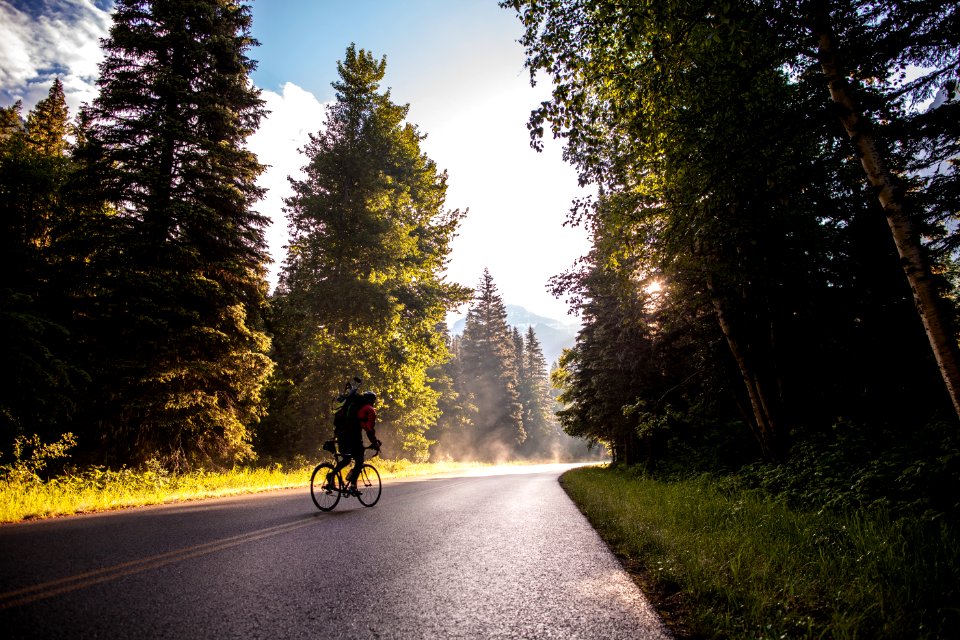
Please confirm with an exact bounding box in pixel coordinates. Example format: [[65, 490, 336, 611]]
[[644, 280, 663, 295]]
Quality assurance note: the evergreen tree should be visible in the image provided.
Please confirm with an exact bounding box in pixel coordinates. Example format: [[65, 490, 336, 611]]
[[0, 101, 24, 140], [517, 325, 556, 458], [550, 216, 668, 465], [25, 79, 69, 157], [511, 326, 525, 378], [0, 83, 83, 446], [79, 0, 274, 468], [426, 330, 478, 460], [266, 45, 470, 460], [457, 269, 524, 458]]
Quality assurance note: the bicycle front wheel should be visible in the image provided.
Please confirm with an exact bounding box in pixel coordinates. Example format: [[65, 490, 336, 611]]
[[310, 462, 341, 511], [356, 464, 381, 507]]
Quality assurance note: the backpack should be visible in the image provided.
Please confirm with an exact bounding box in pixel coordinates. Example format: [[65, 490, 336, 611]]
[[333, 392, 361, 430]]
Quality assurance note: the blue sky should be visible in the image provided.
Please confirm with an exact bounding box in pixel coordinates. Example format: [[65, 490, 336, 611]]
[[249, 0, 515, 102], [0, 0, 591, 321]]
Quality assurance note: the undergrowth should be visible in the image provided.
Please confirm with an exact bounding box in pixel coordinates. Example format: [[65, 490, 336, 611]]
[[0, 432, 492, 523], [562, 466, 960, 639]]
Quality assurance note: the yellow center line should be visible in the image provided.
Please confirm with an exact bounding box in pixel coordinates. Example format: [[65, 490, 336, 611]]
[[0, 515, 320, 610]]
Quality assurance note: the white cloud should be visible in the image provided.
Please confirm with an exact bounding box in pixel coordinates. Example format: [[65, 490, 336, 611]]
[[0, 0, 112, 111], [0, 2, 320, 293], [0, 0, 322, 295], [247, 82, 329, 291]]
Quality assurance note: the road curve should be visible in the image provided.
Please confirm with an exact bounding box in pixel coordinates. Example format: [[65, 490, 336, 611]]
[[0, 464, 671, 639]]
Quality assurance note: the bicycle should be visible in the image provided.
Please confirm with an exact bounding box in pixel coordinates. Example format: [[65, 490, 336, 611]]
[[310, 441, 382, 511]]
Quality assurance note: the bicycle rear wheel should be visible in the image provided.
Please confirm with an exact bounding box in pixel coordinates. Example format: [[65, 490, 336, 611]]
[[356, 464, 381, 507], [310, 462, 341, 511]]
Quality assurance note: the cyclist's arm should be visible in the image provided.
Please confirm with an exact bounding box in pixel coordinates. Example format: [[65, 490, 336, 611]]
[[366, 424, 381, 449], [359, 406, 380, 448]]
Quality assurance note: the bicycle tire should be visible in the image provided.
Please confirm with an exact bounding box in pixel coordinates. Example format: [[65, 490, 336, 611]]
[[310, 462, 341, 511], [356, 464, 381, 507]]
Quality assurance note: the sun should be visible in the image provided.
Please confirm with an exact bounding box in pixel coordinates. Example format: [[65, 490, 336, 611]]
[[644, 280, 663, 295]]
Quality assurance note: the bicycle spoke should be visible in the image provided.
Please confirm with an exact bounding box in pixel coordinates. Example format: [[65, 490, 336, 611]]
[[356, 464, 381, 507]]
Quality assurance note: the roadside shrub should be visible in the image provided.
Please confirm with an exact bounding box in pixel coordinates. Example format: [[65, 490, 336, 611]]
[[562, 466, 960, 639], [0, 432, 77, 483], [740, 419, 960, 522]]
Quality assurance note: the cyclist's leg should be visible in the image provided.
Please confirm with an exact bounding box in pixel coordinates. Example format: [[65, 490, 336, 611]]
[[331, 453, 353, 484], [346, 445, 366, 486]]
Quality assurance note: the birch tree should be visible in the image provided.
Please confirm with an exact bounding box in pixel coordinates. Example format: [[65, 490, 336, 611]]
[[799, 0, 960, 419]]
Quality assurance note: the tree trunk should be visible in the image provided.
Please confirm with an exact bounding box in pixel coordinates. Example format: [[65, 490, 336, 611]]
[[809, 5, 960, 422], [709, 289, 786, 461]]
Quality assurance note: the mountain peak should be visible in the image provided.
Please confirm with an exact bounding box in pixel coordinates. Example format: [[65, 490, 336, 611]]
[[448, 304, 579, 364]]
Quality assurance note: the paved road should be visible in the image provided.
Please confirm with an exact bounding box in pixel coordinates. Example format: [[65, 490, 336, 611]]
[[0, 464, 671, 639]]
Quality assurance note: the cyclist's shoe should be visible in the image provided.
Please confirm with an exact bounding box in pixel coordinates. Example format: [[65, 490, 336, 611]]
[[322, 474, 337, 493], [347, 484, 360, 496]]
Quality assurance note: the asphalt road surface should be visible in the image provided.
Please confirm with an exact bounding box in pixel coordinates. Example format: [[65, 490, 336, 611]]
[[0, 463, 671, 639]]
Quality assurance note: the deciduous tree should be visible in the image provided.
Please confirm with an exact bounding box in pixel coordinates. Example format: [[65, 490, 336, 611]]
[[798, 0, 960, 419], [504, 0, 958, 464]]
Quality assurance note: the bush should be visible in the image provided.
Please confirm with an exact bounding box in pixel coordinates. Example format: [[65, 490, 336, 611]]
[[0, 432, 77, 483], [740, 420, 960, 522]]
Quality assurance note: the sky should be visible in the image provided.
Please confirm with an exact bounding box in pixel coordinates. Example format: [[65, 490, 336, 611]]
[[0, 0, 592, 322]]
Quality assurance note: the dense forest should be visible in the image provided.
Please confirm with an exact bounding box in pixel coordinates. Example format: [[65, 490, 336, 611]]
[[2, 0, 959, 522], [428, 268, 590, 462], [502, 0, 960, 519], [0, 0, 580, 471]]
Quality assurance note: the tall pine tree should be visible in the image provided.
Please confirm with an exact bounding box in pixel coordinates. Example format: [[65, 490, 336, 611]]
[[0, 82, 84, 446], [517, 325, 556, 458], [79, 0, 273, 468], [266, 45, 470, 460], [457, 269, 524, 458]]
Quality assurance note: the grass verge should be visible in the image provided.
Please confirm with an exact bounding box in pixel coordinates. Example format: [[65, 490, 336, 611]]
[[560, 465, 959, 639], [0, 458, 492, 524]]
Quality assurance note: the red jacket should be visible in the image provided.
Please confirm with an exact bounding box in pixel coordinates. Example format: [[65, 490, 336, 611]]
[[357, 404, 376, 433]]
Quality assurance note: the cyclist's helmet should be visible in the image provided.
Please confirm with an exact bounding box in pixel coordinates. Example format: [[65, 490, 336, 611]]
[[363, 391, 377, 406]]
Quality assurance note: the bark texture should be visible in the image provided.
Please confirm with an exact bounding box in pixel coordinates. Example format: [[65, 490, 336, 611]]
[[709, 288, 786, 461], [810, 6, 960, 421]]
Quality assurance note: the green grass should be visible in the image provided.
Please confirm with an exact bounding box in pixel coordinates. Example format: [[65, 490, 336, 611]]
[[561, 466, 960, 639], [0, 458, 492, 523]]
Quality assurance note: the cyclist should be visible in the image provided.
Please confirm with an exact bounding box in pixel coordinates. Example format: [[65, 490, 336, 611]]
[[329, 390, 381, 493]]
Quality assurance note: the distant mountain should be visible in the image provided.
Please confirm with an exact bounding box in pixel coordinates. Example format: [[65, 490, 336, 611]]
[[449, 304, 580, 365]]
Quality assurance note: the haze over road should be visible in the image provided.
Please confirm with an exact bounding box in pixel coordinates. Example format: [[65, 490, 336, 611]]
[[0, 464, 670, 639]]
